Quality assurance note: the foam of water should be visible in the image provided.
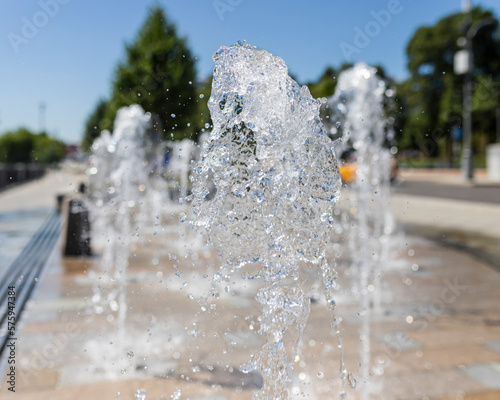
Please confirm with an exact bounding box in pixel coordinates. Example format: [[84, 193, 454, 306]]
[[191, 42, 342, 399]]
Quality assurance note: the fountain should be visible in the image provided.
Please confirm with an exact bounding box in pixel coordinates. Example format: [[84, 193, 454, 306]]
[[80, 51, 401, 400], [191, 42, 343, 399], [87, 104, 158, 374], [327, 63, 397, 398]]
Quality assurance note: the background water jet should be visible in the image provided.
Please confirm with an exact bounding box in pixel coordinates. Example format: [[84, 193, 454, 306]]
[[328, 63, 398, 399], [87, 104, 159, 375]]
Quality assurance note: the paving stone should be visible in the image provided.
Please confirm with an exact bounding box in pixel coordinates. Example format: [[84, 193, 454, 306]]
[[464, 364, 500, 389], [461, 391, 500, 400], [377, 331, 421, 351], [485, 341, 500, 354], [382, 368, 483, 400], [399, 345, 500, 370]]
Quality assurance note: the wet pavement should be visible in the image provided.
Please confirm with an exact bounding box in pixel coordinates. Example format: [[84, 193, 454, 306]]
[[0, 165, 499, 400]]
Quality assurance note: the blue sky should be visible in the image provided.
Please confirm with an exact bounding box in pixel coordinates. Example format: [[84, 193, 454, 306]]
[[1, 0, 499, 144]]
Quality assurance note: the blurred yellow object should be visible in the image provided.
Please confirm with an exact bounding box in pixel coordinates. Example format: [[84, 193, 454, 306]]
[[339, 162, 357, 183]]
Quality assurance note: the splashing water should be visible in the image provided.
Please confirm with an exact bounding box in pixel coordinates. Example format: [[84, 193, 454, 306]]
[[165, 138, 196, 204], [171, 389, 182, 400], [329, 63, 396, 399], [192, 42, 342, 399], [87, 104, 155, 373], [134, 388, 147, 400], [88, 104, 154, 269]]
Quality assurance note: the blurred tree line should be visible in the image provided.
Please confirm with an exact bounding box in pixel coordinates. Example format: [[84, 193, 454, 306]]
[[83, 5, 500, 163], [0, 128, 66, 164]]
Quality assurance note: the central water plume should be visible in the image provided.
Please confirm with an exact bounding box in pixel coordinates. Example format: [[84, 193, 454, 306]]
[[192, 42, 342, 399]]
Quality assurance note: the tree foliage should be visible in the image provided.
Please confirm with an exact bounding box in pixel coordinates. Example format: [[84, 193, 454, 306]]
[[399, 7, 500, 157], [0, 128, 66, 164], [306, 63, 353, 99], [195, 75, 213, 132], [82, 99, 109, 152], [104, 5, 197, 142], [82, 5, 200, 148]]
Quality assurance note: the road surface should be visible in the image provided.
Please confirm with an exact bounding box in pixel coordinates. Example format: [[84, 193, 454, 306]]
[[393, 180, 500, 204]]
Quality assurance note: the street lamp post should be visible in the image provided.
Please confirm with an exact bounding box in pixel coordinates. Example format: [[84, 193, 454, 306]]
[[456, 16, 496, 181], [462, 34, 473, 180]]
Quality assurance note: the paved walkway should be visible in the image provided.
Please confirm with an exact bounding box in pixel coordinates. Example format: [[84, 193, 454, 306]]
[[392, 192, 500, 239], [0, 165, 498, 400], [393, 168, 500, 271], [0, 164, 87, 278], [0, 162, 86, 213]]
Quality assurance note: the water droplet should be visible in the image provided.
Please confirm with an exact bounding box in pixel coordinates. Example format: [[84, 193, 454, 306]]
[[135, 388, 147, 400], [348, 372, 357, 389], [239, 362, 253, 374], [127, 351, 134, 359]]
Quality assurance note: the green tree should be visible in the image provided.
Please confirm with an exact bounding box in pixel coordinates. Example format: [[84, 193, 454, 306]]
[[0, 128, 65, 164], [472, 75, 500, 144], [82, 99, 110, 152], [307, 66, 337, 99], [401, 7, 499, 158], [306, 63, 354, 99], [195, 75, 213, 134], [33, 132, 66, 163], [0, 128, 36, 163], [104, 5, 197, 141]]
